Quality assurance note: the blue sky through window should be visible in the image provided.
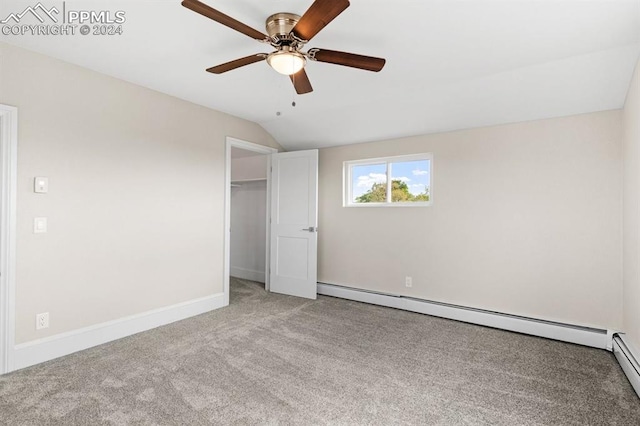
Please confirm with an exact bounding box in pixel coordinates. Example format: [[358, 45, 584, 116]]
[[352, 163, 386, 201], [351, 159, 430, 202], [391, 160, 430, 197]]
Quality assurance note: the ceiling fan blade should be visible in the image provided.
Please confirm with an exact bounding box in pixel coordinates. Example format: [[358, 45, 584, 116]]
[[291, 0, 350, 42], [206, 54, 267, 74], [182, 0, 268, 41], [289, 69, 314, 94], [311, 49, 386, 72]]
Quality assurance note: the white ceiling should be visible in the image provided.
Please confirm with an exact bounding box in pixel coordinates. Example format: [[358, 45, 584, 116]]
[[1, 0, 639, 150]]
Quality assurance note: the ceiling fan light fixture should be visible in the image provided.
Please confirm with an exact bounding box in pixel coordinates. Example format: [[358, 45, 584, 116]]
[[183, 0, 386, 95], [267, 50, 306, 75]]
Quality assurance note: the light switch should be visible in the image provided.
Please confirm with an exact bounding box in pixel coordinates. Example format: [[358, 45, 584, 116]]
[[34, 177, 48, 193], [34, 217, 47, 234]]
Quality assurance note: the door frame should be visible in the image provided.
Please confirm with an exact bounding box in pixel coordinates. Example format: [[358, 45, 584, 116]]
[[224, 137, 277, 306], [0, 104, 18, 375]]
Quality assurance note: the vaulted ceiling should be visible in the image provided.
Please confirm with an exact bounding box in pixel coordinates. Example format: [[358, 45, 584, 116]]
[[1, 0, 639, 150]]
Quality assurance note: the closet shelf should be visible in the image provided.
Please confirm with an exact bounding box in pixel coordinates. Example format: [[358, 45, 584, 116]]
[[231, 178, 267, 184]]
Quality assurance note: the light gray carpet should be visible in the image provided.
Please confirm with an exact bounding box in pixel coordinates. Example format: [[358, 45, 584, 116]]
[[1, 278, 639, 425]]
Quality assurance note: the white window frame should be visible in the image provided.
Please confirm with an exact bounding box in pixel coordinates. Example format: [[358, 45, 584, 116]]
[[343, 153, 433, 207]]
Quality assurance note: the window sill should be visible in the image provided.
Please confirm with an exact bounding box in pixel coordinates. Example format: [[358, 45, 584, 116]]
[[343, 202, 433, 208]]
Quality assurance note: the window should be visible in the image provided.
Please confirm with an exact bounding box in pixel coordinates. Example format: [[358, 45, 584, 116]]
[[344, 154, 432, 206]]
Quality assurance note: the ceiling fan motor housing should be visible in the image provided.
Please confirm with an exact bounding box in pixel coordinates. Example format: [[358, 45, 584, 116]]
[[266, 13, 301, 44]]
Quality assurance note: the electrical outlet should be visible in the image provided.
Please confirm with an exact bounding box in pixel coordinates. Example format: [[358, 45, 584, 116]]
[[36, 312, 49, 330], [405, 276, 413, 288]]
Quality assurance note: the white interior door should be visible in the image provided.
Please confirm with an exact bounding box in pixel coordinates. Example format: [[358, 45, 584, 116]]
[[269, 150, 318, 299]]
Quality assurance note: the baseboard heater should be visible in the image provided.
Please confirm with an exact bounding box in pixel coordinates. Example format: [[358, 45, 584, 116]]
[[613, 335, 640, 397], [317, 282, 610, 350], [317, 283, 640, 398]]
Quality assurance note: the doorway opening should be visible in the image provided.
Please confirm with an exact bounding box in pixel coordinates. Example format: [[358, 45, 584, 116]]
[[224, 138, 277, 306]]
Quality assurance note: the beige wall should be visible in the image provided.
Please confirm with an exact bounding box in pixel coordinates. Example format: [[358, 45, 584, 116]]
[[230, 153, 268, 281], [0, 40, 631, 346], [231, 155, 268, 181], [623, 58, 640, 353], [319, 111, 623, 330], [0, 43, 280, 344], [230, 180, 267, 282]]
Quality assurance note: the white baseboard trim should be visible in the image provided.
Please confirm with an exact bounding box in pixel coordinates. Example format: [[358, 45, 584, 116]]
[[317, 283, 610, 350], [12, 293, 225, 372], [231, 266, 265, 283], [613, 335, 640, 398]]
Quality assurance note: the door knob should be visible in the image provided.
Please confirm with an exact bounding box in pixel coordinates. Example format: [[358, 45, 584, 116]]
[[301, 227, 317, 232]]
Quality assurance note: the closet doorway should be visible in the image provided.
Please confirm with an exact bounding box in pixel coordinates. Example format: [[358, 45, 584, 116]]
[[223, 138, 277, 306]]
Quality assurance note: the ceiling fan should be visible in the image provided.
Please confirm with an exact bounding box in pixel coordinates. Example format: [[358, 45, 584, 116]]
[[181, 0, 386, 95]]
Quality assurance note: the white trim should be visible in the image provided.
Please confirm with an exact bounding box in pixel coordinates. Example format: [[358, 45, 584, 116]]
[[317, 283, 610, 349], [231, 178, 267, 184], [613, 335, 640, 398], [230, 266, 266, 283], [224, 137, 277, 306], [0, 105, 18, 375], [343, 201, 433, 208], [13, 293, 224, 371], [606, 329, 615, 351]]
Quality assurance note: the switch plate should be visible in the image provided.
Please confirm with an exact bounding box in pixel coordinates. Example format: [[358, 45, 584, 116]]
[[34, 177, 48, 193], [34, 217, 47, 233]]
